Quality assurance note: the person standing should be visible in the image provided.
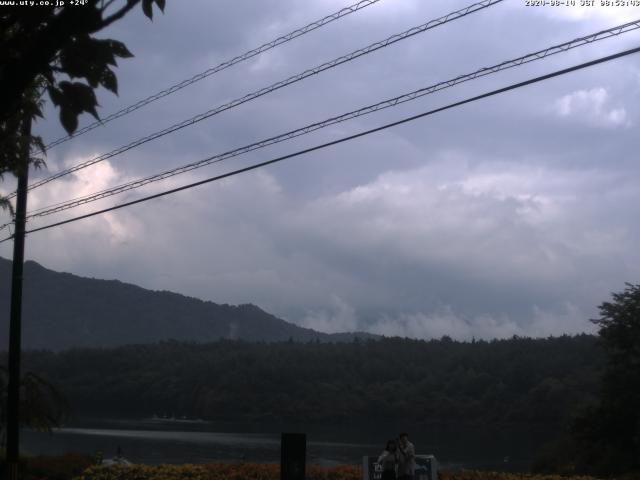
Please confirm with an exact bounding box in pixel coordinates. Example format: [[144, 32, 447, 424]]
[[377, 439, 398, 480], [396, 433, 415, 480]]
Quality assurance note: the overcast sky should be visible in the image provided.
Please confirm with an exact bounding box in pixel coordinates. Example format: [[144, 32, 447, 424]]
[[2, 0, 640, 339]]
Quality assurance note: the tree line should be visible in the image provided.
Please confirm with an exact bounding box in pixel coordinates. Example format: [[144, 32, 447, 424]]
[[12, 334, 601, 428]]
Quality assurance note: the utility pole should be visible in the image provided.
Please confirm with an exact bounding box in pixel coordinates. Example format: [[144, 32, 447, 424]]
[[6, 116, 31, 480]]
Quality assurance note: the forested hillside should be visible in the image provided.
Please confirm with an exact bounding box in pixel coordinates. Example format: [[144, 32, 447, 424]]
[[0, 258, 371, 349], [17, 335, 602, 427]]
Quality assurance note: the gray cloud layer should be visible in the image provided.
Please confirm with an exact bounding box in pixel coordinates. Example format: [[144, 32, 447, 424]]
[[2, 0, 639, 339]]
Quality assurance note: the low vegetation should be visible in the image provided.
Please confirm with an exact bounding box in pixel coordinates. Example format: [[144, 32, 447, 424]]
[[73, 463, 607, 480], [0, 453, 94, 480]]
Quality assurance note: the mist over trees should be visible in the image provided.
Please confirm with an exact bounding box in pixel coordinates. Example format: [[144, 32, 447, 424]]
[[0, 258, 367, 349]]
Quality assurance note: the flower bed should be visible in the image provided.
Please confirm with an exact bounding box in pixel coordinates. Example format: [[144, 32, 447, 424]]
[[74, 463, 362, 480], [73, 464, 606, 480], [439, 472, 601, 480]]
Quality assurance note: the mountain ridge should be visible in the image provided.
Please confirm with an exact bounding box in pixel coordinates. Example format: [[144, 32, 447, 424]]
[[0, 257, 375, 350]]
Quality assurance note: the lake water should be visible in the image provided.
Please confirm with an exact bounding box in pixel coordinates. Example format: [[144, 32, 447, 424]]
[[21, 417, 548, 471]]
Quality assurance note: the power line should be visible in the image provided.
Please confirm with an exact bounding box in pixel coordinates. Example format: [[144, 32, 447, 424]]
[[40, 0, 385, 152], [14, 0, 503, 198], [3, 45, 637, 243], [20, 18, 640, 221]]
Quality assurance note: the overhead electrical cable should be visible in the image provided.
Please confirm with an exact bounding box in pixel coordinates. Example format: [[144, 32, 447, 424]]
[[2, 45, 637, 243], [40, 0, 385, 152], [13, 0, 503, 199], [18, 19, 640, 222]]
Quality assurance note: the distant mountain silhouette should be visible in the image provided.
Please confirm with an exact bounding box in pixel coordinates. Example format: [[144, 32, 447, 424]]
[[0, 257, 374, 350]]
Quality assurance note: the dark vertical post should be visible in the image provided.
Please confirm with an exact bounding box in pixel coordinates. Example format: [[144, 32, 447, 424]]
[[281, 433, 306, 480], [6, 117, 31, 480]]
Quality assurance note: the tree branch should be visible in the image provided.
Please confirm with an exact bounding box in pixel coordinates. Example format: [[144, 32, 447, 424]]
[[100, 0, 140, 29], [100, 0, 119, 14]]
